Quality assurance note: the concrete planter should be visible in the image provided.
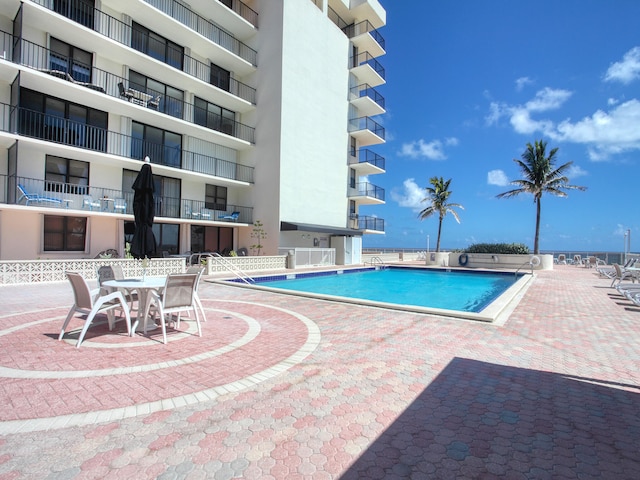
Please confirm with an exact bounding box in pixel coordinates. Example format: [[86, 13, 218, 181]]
[[425, 252, 451, 267], [448, 253, 553, 270]]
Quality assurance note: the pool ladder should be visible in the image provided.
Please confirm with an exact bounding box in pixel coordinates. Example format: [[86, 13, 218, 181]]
[[212, 253, 255, 284], [369, 256, 385, 267]]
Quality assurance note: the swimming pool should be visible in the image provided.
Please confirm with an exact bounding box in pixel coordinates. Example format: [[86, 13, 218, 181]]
[[220, 266, 532, 323]]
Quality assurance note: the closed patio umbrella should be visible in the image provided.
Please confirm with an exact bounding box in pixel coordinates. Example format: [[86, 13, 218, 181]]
[[130, 157, 157, 259]]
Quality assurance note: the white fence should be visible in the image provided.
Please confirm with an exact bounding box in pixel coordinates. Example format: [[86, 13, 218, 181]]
[[278, 248, 336, 267]]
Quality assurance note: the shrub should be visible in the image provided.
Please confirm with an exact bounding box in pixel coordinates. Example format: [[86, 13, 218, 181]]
[[464, 243, 530, 254]]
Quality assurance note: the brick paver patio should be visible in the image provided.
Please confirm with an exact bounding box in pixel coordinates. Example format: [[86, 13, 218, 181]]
[[0, 265, 638, 479]]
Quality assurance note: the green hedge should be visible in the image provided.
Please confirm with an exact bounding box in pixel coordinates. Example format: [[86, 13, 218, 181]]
[[464, 243, 530, 254]]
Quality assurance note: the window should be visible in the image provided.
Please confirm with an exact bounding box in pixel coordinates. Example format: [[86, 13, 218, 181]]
[[19, 88, 107, 151], [153, 223, 180, 256], [205, 184, 227, 211], [210, 63, 230, 92], [194, 97, 235, 135], [45, 156, 89, 195], [44, 215, 87, 251], [131, 22, 183, 70], [349, 136, 357, 157], [131, 121, 182, 168], [53, 0, 95, 28], [129, 70, 184, 118], [50, 37, 92, 83], [191, 225, 233, 254], [349, 168, 356, 189]]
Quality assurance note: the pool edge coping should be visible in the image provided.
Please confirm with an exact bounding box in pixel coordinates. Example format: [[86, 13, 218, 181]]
[[208, 266, 534, 323]]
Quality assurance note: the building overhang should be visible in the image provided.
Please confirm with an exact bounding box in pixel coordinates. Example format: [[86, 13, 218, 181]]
[[280, 222, 362, 236]]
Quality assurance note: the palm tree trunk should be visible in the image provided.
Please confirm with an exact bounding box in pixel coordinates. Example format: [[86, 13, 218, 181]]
[[436, 217, 443, 252], [534, 197, 541, 254]]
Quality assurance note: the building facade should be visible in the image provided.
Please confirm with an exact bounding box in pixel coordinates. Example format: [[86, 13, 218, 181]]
[[0, 0, 386, 262]]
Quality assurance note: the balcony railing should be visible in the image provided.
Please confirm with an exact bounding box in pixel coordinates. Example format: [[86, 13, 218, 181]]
[[350, 52, 385, 80], [30, 0, 258, 66], [355, 149, 385, 170], [3, 175, 253, 223], [342, 20, 385, 51], [216, 0, 258, 28], [348, 117, 385, 141], [359, 215, 384, 232], [328, 6, 349, 30], [350, 83, 385, 110], [14, 30, 256, 105], [3, 103, 254, 183], [351, 182, 385, 201]]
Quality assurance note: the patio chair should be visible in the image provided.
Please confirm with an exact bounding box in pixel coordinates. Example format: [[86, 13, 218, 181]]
[[97, 264, 138, 311], [113, 198, 127, 213], [17, 184, 62, 206], [556, 254, 567, 265], [118, 82, 133, 101], [218, 211, 239, 221], [60, 271, 132, 347], [146, 273, 202, 344], [186, 265, 206, 322], [83, 196, 101, 210]]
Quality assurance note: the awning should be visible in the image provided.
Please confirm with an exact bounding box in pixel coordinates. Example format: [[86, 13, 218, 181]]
[[280, 221, 362, 236]]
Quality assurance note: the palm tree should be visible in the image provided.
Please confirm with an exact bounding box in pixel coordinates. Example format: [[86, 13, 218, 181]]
[[419, 176, 464, 252], [496, 139, 586, 254]]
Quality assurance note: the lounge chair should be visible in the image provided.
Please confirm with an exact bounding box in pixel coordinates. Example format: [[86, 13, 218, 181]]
[[60, 271, 132, 347], [218, 211, 239, 221], [83, 196, 101, 210], [17, 184, 62, 206], [610, 263, 637, 287], [556, 254, 567, 265]]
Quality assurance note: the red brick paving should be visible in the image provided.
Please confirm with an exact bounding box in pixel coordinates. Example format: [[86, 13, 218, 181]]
[[0, 265, 638, 478]]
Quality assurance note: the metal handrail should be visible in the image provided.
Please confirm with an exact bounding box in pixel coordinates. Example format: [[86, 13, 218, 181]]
[[212, 253, 254, 284]]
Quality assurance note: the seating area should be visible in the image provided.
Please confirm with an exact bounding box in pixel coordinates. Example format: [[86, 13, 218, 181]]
[[218, 211, 240, 221], [60, 268, 204, 346]]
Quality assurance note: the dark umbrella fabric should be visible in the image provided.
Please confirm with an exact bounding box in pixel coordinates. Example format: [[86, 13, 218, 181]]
[[130, 162, 157, 259]]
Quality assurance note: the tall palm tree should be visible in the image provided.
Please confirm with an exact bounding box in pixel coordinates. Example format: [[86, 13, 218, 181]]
[[496, 139, 586, 254], [419, 176, 464, 252]]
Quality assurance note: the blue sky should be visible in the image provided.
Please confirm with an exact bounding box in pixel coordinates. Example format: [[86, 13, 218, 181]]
[[362, 0, 640, 254]]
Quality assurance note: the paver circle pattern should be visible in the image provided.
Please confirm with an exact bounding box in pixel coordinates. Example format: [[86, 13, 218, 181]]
[[0, 299, 320, 433]]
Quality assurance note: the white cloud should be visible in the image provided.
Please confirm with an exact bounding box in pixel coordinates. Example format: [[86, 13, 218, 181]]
[[485, 87, 571, 132], [608, 97, 619, 106], [399, 139, 446, 160], [565, 165, 588, 178], [390, 178, 426, 211], [515, 76, 533, 91], [604, 46, 640, 84], [552, 99, 640, 160], [487, 87, 640, 161], [399, 137, 459, 160], [487, 169, 510, 186]]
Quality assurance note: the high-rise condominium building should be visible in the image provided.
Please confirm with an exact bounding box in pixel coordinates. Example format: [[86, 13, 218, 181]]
[[0, 0, 386, 264]]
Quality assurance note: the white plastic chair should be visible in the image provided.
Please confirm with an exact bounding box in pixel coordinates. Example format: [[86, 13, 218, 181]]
[[145, 273, 201, 344], [186, 265, 206, 322], [60, 271, 132, 347]]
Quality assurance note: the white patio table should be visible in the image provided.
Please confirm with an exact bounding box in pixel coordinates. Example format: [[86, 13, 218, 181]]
[[103, 277, 166, 334]]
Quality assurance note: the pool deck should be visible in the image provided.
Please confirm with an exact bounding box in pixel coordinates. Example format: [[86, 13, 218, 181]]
[[0, 264, 639, 478]]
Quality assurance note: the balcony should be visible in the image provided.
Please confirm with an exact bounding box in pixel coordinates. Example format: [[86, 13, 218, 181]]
[[349, 181, 385, 205], [349, 148, 385, 175], [343, 20, 385, 58], [8, 28, 256, 110], [328, 0, 386, 30], [3, 176, 253, 223], [3, 103, 254, 183], [5, 39, 256, 145], [349, 83, 385, 117], [29, 0, 257, 69], [358, 215, 385, 233], [348, 116, 385, 146], [350, 52, 385, 87]]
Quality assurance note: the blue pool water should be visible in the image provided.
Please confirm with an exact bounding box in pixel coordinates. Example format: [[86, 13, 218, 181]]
[[250, 267, 520, 313]]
